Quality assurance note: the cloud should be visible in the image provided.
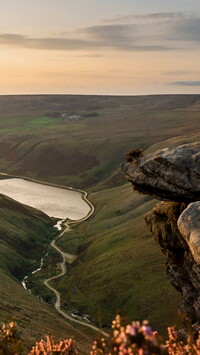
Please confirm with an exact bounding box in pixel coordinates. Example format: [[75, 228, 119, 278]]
[[102, 12, 200, 44], [77, 23, 174, 51], [75, 53, 103, 57], [170, 81, 200, 86], [165, 70, 191, 75], [0, 27, 172, 52], [165, 70, 200, 75], [103, 12, 185, 23], [0, 12, 200, 53], [167, 17, 200, 41], [0, 33, 97, 50], [0, 33, 27, 44]]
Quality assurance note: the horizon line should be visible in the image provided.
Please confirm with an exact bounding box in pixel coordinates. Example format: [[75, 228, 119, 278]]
[[0, 93, 200, 97]]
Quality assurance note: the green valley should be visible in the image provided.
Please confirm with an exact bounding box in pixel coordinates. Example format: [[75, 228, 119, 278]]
[[53, 185, 181, 335], [0, 194, 93, 352], [0, 94, 200, 345]]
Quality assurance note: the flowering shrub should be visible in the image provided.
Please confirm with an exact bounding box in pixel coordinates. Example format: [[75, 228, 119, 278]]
[[0, 316, 200, 355], [0, 322, 23, 355], [91, 315, 200, 355], [27, 336, 77, 355]]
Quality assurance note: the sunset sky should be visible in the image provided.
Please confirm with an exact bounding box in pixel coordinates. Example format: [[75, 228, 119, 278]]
[[1, 0, 200, 95]]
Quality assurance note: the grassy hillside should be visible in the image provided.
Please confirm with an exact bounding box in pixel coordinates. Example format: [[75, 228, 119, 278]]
[[0, 193, 55, 277], [0, 95, 199, 189], [0, 194, 93, 352], [0, 269, 94, 353], [49, 184, 181, 336], [0, 94, 199, 343]]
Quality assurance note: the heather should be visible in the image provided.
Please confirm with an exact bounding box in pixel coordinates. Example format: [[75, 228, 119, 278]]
[[1, 316, 200, 355]]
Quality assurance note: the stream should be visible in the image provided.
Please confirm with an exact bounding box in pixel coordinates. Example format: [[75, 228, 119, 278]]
[[44, 218, 108, 337], [0, 174, 108, 336]]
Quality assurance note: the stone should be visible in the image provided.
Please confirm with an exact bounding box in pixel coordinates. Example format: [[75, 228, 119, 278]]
[[178, 202, 200, 264], [121, 142, 200, 202]]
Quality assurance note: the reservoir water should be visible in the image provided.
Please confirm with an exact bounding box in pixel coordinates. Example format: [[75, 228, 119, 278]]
[[0, 178, 90, 219]]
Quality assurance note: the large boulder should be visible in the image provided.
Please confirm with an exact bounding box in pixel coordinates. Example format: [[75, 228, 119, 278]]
[[178, 202, 200, 264], [121, 142, 200, 202]]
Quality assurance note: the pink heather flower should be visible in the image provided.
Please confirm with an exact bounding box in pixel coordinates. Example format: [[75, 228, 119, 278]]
[[126, 325, 136, 336], [141, 321, 153, 337]]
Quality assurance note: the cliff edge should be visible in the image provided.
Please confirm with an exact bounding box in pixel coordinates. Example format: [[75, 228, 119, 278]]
[[121, 142, 200, 333]]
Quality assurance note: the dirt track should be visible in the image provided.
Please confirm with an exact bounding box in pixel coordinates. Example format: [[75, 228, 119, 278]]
[[43, 190, 109, 337]]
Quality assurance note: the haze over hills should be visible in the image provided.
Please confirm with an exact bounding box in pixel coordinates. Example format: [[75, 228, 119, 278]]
[[0, 94, 200, 346]]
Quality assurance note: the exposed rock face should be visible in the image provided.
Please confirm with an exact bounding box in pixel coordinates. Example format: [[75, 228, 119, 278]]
[[121, 142, 200, 332], [145, 201, 200, 332], [121, 142, 200, 202], [178, 202, 200, 264]]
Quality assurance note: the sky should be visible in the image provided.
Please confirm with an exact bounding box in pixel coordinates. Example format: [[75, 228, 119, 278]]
[[1, 0, 200, 95]]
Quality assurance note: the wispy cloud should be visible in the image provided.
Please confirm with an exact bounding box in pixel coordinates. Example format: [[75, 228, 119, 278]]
[[167, 17, 200, 41], [103, 12, 186, 23], [0, 29, 172, 52], [170, 81, 200, 86], [78, 23, 174, 51], [101, 12, 200, 45], [75, 53, 103, 57], [1, 12, 200, 53], [165, 70, 200, 75], [0, 33, 97, 50]]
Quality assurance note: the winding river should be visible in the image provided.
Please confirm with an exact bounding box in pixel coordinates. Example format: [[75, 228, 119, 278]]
[[0, 174, 108, 337]]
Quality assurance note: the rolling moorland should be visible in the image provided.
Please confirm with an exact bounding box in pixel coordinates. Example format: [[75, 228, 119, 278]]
[[0, 94, 200, 189], [0, 94, 200, 347]]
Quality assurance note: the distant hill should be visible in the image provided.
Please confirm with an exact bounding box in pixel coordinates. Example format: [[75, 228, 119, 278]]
[[0, 94, 200, 117], [0, 94, 199, 189]]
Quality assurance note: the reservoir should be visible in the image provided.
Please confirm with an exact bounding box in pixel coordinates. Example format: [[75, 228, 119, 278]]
[[0, 178, 90, 219]]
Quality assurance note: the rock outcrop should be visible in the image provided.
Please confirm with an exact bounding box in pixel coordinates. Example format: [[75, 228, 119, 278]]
[[121, 142, 200, 202], [121, 142, 200, 333], [178, 202, 200, 264]]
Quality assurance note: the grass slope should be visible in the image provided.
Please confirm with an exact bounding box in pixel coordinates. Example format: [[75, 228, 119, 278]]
[[53, 184, 181, 336], [0, 193, 93, 352], [0, 193, 55, 277]]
